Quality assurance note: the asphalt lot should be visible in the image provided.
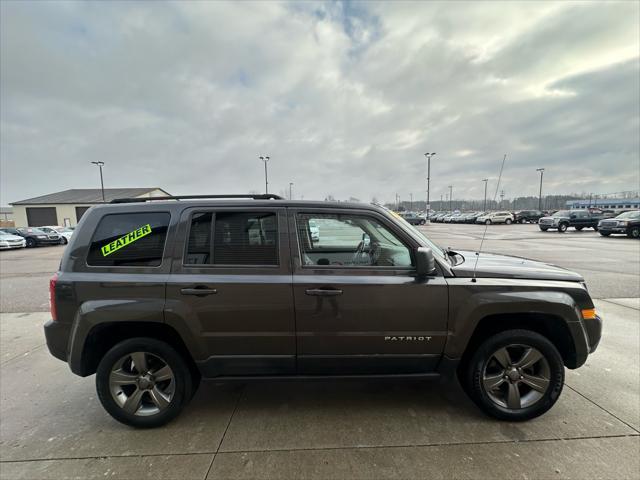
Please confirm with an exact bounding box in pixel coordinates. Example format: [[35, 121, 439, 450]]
[[0, 223, 638, 479]]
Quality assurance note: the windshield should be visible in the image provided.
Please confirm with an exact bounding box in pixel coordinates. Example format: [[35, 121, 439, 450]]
[[552, 210, 570, 217], [617, 211, 640, 219], [384, 209, 445, 258], [19, 228, 45, 234]]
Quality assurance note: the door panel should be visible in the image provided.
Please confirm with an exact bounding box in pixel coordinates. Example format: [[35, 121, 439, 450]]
[[166, 207, 295, 377], [290, 208, 449, 375]]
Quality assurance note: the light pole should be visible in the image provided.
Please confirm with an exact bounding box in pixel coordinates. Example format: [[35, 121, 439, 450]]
[[536, 168, 545, 211], [259, 156, 270, 194], [289, 182, 294, 200], [410, 193, 413, 211], [424, 152, 436, 220], [91, 161, 105, 202], [448, 185, 453, 212], [482, 178, 488, 212]]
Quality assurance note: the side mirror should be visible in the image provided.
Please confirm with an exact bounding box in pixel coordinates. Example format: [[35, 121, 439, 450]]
[[416, 247, 436, 276]]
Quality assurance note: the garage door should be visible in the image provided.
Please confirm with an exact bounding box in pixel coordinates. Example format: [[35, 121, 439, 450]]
[[75, 206, 91, 222], [26, 207, 58, 227]]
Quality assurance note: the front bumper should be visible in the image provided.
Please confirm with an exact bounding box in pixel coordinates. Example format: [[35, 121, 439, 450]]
[[585, 314, 603, 354], [599, 227, 627, 234]]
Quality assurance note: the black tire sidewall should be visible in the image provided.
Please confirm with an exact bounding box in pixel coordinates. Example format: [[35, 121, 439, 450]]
[[465, 329, 564, 421], [26, 238, 36, 247], [629, 227, 639, 238], [96, 338, 192, 428], [558, 223, 568, 232]]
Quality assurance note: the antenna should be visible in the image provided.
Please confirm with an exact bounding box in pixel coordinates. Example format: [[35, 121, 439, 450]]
[[471, 154, 507, 283]]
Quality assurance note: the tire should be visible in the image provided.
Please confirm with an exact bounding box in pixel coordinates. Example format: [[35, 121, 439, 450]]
[[25, 238, 36, 248], [420, 220, 426, 225], [462, 329, 564, 421], [539, 226, 548, 231], [558, 223, 568, 233], [575, 226, 583, 231], [96, 338, 193, 428], [59, 237, 68, 245], [505, 218, 512, 225], [628, 226, 640, 239], [519, 218, 526, 224], [593, 226, 598, 231], [485, 219, 491, 225], [599, 231, 611, 237]]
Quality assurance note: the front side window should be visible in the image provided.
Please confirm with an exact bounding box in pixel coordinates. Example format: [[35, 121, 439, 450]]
[[297, 213, 412, 268], [87, 212, 170, 267], [185, 211, 278, 266]]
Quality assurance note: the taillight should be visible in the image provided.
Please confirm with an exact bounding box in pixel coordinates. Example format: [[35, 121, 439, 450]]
[[49, 273, 58, 321]]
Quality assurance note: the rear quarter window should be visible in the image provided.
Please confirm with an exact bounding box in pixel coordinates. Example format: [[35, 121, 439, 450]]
[[87, 212, 170, 267]]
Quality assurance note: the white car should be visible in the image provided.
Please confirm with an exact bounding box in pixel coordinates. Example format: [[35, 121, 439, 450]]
[[309, 220, 320, 242], [0, 231, 26, 249], [40, 226, 74, 244], [476, 211, 514, 225]]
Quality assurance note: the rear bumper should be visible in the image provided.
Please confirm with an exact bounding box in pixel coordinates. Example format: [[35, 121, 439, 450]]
[[44, 320, 71, 363]]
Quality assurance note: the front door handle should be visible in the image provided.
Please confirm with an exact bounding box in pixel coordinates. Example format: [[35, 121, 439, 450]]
[[305, 288, 343, 296], [180, 286, 218, 296]]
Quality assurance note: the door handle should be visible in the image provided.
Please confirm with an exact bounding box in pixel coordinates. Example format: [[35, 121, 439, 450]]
[[305, 288, 343, 296], [180, 287, 218, 296]]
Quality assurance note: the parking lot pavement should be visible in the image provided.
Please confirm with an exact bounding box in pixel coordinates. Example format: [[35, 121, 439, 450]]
[[1, 296, 638, 479], [0, 225, 638, 479]]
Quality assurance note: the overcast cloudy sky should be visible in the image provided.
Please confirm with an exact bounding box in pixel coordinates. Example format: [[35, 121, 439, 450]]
[[1, 1, 638, 205]]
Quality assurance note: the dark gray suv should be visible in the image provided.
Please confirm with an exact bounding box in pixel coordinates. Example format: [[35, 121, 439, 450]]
[[44, 194, 602, 428]]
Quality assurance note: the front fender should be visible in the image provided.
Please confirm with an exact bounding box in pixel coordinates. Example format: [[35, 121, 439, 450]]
[[445, 279, 591, 367]]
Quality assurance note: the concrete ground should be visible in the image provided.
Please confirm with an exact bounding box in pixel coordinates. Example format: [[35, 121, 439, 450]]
[[0, 224, 638, 479]]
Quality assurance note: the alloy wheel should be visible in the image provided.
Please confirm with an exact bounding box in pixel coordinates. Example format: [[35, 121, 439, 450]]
[[109, 352, 175, 416], [482, 344, 551, 410]]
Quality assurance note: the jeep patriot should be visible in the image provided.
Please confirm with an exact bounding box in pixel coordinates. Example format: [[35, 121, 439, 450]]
[[44, 194, 602, 428]]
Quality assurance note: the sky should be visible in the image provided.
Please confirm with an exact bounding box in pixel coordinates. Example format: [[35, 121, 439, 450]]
[[1, 1, 639, 205]]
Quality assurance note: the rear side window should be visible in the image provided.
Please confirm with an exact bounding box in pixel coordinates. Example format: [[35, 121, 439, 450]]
[[185, 211, 278, 266], [87, 212, 170, 267]]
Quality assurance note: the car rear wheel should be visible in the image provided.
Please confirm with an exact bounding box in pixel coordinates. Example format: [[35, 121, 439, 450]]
[[96, 338, 192, 428], [485, 219, 491, 225], [463, 329, 564, 421], [558, 223, 568, 233], [505, 218, 512, 225], [628, 226, 640, 238], [25, 238, 36, 248]]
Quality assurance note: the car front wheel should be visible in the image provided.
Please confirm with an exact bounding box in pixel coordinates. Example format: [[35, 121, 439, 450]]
[[463, 329, 564, 421], [59, 237, 68, 245], [505, 218, 512, 225], [558, 223, 568, 233], [628, 226, 640, 238], [25, 238, 36, 248], [96, 338, 193, 428], [485, 219, 491, 225]]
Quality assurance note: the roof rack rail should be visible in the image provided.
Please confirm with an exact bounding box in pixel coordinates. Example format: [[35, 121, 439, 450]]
[[110, 194, 284, 204]]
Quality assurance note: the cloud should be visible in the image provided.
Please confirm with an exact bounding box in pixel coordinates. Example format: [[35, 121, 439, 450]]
[[1, 0, 638, 205]]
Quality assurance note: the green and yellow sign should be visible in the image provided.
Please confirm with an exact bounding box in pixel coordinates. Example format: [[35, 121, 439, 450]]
[[101, 224, 152, 257]]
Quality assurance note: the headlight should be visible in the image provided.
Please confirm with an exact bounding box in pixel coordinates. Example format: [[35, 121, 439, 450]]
[[618, 220, 628, 226]]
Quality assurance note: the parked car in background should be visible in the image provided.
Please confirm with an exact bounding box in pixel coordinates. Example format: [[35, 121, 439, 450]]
[[0, 231, 26, 249], [0, 227, 61, 247], [514, 210, 544, 224], [463, 212, 484, 224], [400, 212, 426, 225], [40, 226, 74, 244], [538, 210, 606, 233], [308, 220, 320, 242], [476, 211, 514, 225], [598, 210, 640, 238]]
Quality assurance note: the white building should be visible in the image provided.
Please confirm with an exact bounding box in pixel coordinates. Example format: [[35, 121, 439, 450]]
[[11, 188, 170, 227]]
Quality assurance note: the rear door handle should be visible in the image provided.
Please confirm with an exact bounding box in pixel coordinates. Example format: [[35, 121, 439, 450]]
[[180, 287, 218, 296], [305, 288, 343, 296]]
